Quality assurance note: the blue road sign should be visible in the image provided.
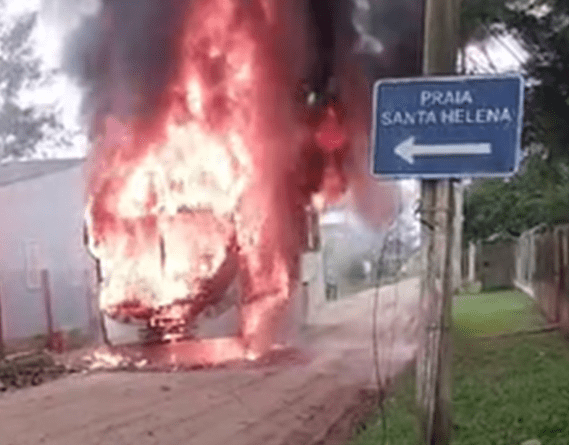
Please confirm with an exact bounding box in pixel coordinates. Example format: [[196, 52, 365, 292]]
[[371, 75, 525, 179]]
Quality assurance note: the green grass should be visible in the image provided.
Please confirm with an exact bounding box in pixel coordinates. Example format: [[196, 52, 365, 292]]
[[350, 366, 418, 445], [349, 289, 569, 445], [453, 289, 547, 337]]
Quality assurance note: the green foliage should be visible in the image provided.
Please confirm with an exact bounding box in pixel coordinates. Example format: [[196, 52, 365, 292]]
[[464, 154, 569, 242], [460, 0, 507, 46], [459, 1, 569, 241], [461, 0, 569, 158]]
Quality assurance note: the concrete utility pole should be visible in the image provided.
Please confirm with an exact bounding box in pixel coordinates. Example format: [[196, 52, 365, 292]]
[[416, 0, 461, 443]]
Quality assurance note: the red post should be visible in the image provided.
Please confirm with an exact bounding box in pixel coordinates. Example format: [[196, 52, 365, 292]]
[[41, 269, 55, 349], [0, 275, 5, 359]]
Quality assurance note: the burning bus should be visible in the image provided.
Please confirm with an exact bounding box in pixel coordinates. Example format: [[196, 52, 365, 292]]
[[78, 0, 424, 366]]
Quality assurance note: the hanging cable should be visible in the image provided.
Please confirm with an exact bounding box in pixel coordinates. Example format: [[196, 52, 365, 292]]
[[372, 227, 391, 445], [371, 182, 406, 445], [386, 184, 404, 388]]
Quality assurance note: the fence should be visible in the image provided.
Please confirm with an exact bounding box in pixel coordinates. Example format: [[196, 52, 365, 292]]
[[513, 224, 544, 298], [513, 224, 569, 334], [461, 224, 569, 335]]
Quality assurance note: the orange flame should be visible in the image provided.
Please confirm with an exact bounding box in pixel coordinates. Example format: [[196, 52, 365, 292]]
[[85, 0, 316, 363]]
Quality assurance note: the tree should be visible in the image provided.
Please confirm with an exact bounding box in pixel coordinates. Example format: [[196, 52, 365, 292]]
[[0, 2, 73, 161], [464, 154, 569, 242], [461, 0, 569, 159], [460, 1, 569, 241]]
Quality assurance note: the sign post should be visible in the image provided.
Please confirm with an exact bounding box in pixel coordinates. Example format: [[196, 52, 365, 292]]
[[415, 1, 460, 440], [369, 0, 522, 443], [367, 2, 525, 443], [368, 0, 526, 442]]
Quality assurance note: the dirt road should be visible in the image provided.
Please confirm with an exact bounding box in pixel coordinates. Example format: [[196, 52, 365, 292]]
[[0, 278, 419, 445]]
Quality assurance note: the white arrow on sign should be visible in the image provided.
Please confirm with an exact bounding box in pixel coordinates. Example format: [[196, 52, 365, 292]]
[[394, 136, 492, 164]]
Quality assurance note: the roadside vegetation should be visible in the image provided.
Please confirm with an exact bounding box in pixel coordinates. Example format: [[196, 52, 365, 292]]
[[349, 289, 569, 445], [462, 0, 569, 241]]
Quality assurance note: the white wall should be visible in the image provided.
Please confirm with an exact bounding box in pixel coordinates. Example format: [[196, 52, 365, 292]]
[[301, 250, 326, 325], [0, 164, 97, 340]]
